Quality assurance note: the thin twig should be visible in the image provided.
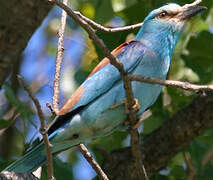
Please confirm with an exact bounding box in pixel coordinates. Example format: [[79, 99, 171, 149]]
[[46, 102, 57, 116], [48, 0, 147, 179], [51, 1, 109, 179], [130, 128, 149, 180], [49, 0, 147, 178], [129, 75, 213, 91], [78, 144, 109, 180], [184, 152, 196, 180], [202, 146, 213, 167], [52, 0, 68, 114], [74, 11, 143, 33], [48, 0, 124, 74], [17, 75, 55, 180]]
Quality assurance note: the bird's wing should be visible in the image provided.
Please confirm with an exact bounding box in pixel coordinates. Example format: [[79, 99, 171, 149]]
[[58, 40, 146, 115], [47, 40, 146, 136]]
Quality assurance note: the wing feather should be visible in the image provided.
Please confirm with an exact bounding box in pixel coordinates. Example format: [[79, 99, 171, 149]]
[[58, 40, 146, 115]]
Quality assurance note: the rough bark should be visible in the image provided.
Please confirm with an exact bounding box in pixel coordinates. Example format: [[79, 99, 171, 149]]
[[102, 92, 213, 180], [0, 0, 52, 88], [1, 93, 212, 180], [0, 171, 39, 180]]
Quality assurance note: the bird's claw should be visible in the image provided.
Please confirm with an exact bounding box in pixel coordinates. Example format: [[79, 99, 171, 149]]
[[109, 98, 141, 128], [124, 98, 141, 114], [123, 98, 141, 127], [109, 100, 125, 109], [109, 98, 141, 113]]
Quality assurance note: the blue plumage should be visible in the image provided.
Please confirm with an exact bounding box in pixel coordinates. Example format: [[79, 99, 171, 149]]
[[4, 3, 206, 173]]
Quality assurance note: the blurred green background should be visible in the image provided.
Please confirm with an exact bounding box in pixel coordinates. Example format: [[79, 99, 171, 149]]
[[0, 0, 213, 179]]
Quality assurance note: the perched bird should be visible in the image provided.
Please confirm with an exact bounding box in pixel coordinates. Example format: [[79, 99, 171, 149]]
[[4, 3, 206, 173]]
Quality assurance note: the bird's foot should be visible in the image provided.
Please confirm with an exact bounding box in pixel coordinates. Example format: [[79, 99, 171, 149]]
[[125, 98, 141, 114], [123, 98, 141, 127], [109, 100, 126, 109], [109, 98, 140, 113]]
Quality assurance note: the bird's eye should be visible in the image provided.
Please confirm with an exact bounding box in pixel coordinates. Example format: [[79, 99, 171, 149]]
[[158, 11, 168, 18]]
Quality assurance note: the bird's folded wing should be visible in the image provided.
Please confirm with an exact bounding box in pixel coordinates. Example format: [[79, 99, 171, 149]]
[[58, 40, 146, 115], [47, 40, 146, 136]]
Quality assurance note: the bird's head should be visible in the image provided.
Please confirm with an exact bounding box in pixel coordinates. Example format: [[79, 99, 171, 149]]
[[144, 3, 206, 32], [136, 3, 206, 51]]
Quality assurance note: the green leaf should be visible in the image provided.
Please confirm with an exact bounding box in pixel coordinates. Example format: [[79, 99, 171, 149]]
[[185, 141, 207, 171], [169, 165, 185, 180], [150, 174, 169, 180], [0, 158, 11, 172], [187, 17, 209, 34], [0, 119, 12, 130], [95, 29, 131, 60], [3, 83, 35, 133], [166, 87, 195, 113], [4, 83, 19, 106], [91, 0, 114, 24], [182, 31, 213, 83], [143, 94, 170, 134], [91, 130, 128, 152], [41, 157, 74, 180], [117, 1, 153, 24]]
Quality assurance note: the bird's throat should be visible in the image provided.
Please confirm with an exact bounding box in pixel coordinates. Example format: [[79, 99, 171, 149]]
[[136, 26, 182, 60]]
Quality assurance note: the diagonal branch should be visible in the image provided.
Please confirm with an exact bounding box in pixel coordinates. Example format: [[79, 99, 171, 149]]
[[51, 1, 109, 179], [48, 0, 124, 73], [184, 152, 196, 180], [48, 0, 147, 178], [74, 11, 143, 33], [17, 76, 55, 180], [78, 144, 109, 180], [103, 92, 213, 179]]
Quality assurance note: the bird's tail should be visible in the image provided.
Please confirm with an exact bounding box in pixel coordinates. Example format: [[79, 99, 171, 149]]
[[4, 140, 78, 173], [4, 143, 46, 173]]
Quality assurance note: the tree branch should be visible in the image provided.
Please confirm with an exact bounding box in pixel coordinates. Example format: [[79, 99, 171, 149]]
[[0, 171, 39, 180], [52, 0, 68, 114], [18, 76, 55, 180], [184, 152, 196, 180], [0, 0, 52, 89], [74, 11, 143, 33], [78, 144, 109, 180], [48, 0, 124, 74], [48, 0, 147, 178], [129, 75, 213, 91], [1, 92, 212, 180], [51, 1, 109, 179], [103, 92, 213, 179]]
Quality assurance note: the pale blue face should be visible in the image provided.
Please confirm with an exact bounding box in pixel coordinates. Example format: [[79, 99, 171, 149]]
[[135, 3, 188, 55], [143, 3, 186, 35], [136, 3, 206, 58]]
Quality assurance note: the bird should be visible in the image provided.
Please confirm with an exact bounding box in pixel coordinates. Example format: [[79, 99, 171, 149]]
[[4, 2, 206, 173]]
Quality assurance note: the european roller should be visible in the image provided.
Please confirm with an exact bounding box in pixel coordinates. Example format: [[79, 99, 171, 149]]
[[4, 3, 206, 173]]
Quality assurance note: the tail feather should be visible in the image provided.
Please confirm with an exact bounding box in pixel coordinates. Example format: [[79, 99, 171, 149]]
[[4, 140, 79, 173], [4, 143, 46, 173]]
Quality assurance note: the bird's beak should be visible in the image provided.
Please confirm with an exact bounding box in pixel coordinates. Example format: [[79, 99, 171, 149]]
[[178, 5, 207, 20]]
